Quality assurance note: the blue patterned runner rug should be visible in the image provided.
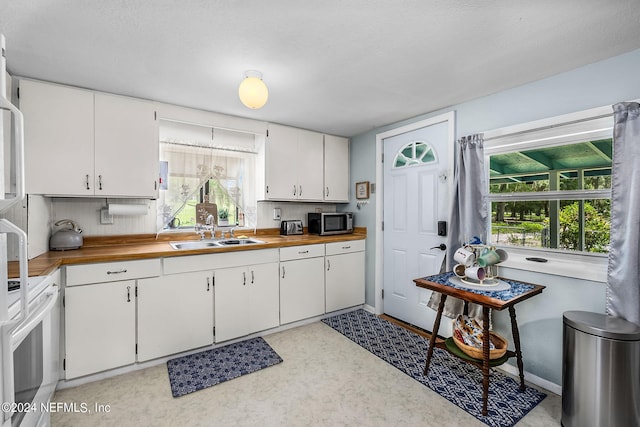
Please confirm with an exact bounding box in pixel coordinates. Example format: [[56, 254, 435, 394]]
[[322, 310, 546, 427], [166, 337, 283, 397]]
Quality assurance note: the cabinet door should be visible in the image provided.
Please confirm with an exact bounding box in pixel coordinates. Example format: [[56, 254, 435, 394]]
[[214, 263, 279, 342], [324, 135, 349, 202], [214, 265, 248, 342], [325, 251, 365, 312], [64, 281, 136, 379], [265, 124, 297, 199], [137, 271, 214, 361], [296, 129, 324, 201], [21, 80, 95, 195], [94, 93, 158, 197], [280, 257, 325, 324], [247, 262, 280, 333]]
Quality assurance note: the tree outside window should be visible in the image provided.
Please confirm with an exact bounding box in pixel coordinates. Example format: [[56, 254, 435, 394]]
[[488, 139, 612, 254]]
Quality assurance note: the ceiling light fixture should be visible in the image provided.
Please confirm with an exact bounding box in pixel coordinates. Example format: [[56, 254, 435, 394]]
[[238, 70, 268, 109]]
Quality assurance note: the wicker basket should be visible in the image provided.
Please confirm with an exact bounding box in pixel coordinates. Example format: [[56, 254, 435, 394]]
[[452, 331, 508, 360]]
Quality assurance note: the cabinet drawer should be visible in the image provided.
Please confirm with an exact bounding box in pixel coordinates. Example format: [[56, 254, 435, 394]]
[[280, 244, 325, 261], [66, 259, 162, 286], [163, 249, 279, 275], [325, 239, 365, 256]]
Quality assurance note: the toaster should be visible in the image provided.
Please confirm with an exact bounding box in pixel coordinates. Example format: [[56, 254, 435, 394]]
[[280, 220, 303, 235]]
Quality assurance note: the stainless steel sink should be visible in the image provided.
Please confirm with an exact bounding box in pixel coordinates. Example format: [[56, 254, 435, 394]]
[[169, 241, 221, 250], [169, 238, 264, 250], [216, 238, 264, 246]]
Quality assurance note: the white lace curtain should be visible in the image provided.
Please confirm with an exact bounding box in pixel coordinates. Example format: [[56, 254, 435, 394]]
[[157, 121, 258, 231]]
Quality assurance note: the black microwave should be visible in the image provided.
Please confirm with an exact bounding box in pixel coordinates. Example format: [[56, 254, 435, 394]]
[[308, 212, 354, 235]]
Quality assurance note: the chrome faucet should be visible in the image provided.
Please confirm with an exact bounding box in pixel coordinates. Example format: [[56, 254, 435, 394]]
[[196, 214, 216, 240], [205, 214, 216, 239]]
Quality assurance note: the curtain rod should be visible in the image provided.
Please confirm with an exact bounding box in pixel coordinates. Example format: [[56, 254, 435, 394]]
[[159, 139, 258, 154], [483, 112, 613, 143], [159, 117, 262, 137]]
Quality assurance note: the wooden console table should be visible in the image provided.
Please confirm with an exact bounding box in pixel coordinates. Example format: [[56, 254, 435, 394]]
[[414, 272, 545, 416]]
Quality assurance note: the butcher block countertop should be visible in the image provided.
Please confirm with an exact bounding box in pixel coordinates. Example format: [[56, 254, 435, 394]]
[[10, 227, 367, 278]]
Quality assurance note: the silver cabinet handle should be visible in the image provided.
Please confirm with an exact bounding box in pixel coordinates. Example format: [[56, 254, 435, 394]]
[[299, 185, 302, 196], [281, 266, 285, 278], [298, 250, 309, 254], [326, 187, 329, 197], [251, 270, 255, 284], [293, 184, 297, 196], [243, 271, 246, 286], [327, 259, 331, 271], [98, 174, 103, 190], [342, 246, 351, 250], [85, 174, 90, 190], [207, 277, 211, 292], [107, 269, 128, 275], [126, 285, 131, 302]]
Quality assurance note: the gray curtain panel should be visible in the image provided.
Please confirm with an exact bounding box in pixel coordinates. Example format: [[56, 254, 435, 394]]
[[428, 134, 487, 319], [607, 102, 640, 326]]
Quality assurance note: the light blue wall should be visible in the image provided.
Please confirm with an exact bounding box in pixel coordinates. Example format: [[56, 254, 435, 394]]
[[343, 48, 640, 387]]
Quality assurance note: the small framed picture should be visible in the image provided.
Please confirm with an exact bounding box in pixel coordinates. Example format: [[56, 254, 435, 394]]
[[355, 181, 370, 199]]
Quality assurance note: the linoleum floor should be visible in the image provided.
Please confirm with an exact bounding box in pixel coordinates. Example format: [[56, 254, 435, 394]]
[[51, 321, 561, 426]]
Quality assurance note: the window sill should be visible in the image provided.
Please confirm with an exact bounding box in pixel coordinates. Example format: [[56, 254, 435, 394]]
[[496, 247, 607, 283]]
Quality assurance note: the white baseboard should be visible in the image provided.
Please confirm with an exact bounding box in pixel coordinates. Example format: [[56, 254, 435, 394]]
[[497, 363, 562, 396]]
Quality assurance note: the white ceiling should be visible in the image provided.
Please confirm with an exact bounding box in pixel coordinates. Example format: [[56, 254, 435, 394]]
[[2, 1, 640, 137]]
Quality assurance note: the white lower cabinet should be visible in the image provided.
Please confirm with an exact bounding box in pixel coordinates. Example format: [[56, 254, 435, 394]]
[[64, 280, 136, 379], [325, 240, 366, 312], [62, 241, 365, 379], [137, 271, 214, 362], [279, 244, 325, 324], [64, 259, 161, 379], [214, 262, 279, 342]]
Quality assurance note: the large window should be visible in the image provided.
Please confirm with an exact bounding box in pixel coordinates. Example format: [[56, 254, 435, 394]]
[[485, 111, 613, 254], [157, 120, 259, 231]]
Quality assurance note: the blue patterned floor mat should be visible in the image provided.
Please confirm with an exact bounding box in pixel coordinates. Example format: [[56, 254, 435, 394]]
[[167, 337, 283, 397], [322, 310, 546, 427]]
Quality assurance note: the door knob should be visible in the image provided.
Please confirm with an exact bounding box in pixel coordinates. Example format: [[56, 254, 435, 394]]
[[430, 243, 447, 251]]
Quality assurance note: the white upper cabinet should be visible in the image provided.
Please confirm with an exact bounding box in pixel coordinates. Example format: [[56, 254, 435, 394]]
[[265, 123, 324, 201], [323, 134, 349, 202], [20, 79, 158, 198], [21, 79, 95, 196], [94, 93, 158, 197], [264, 124, 349, 202], [296, 128, 324, 200]]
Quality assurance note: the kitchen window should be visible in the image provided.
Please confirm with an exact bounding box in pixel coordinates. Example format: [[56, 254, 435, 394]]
[[484, 107, 613, 257], [157, 120, 259, 231]]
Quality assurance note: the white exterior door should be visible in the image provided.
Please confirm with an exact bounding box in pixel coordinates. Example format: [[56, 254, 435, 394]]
[[382, 115, 452, 332]]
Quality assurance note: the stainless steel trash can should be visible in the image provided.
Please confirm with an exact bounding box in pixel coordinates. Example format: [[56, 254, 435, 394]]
[[562, 311, 640, 427]]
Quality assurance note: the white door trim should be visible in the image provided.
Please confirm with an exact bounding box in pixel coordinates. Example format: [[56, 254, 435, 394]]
[[374, 111, 456, 314]]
